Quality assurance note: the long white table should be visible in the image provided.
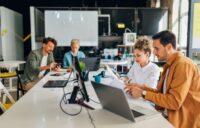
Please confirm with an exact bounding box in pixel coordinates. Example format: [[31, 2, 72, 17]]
[[0, 71, 173, 128]]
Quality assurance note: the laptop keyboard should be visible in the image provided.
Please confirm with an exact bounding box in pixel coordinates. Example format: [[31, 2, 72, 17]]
[[131, 110, 145, 117]]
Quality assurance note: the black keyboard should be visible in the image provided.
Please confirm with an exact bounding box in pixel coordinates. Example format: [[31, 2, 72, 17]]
[[131, 110, 145, 117]]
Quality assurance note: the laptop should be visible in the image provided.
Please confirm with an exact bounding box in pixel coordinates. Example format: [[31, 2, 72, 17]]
[[43, 80, 68, 88], [105, 65, 121, 80], [91, 81, 160, 122], [80, 57, 101, 71]]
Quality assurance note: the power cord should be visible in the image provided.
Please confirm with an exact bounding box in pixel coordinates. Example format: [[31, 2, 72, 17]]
[[86, 108, 96, 128], [59, 71, 83, 116], [89, 98, 100, 104], [59, 92, 83, 116]]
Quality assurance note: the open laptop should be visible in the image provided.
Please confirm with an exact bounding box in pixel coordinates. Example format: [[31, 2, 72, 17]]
[[91, 81, 160, 122], [43, 80, 68, 88], [105, 65, 121, 80], [80, 57, 101, 71]]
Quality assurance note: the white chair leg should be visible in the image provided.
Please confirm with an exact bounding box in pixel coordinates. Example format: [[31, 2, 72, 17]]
[[2, 93, 6, 104]]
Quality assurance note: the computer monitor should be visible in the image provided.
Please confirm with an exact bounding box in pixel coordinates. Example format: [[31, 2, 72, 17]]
[[70, 56, 90, 102]]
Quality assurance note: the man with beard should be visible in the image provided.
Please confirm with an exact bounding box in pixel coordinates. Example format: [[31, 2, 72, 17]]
[[23, 37, 59, 90], [125, 30, 200, 128]]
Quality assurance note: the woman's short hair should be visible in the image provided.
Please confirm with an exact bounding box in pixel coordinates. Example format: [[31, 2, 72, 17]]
[[133, 36, 153, 55], [70, 39, 80, 46]]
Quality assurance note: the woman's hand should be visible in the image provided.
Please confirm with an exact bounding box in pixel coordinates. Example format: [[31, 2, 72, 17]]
[[125, 82, 145, 90]]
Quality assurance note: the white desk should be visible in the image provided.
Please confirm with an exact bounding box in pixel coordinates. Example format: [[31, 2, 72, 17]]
[[101, 59, 128, 66], [0, 71, 173, 128], [0, 61, 26, 69], [0, 61, 26, 91]]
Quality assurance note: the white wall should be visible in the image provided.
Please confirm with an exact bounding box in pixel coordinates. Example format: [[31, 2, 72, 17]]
[[0, 9, 2, 56], [0, 6, 24, 60]]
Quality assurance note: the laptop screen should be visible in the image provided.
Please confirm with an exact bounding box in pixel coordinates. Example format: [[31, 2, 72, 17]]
[[80, 57, 100, 71]]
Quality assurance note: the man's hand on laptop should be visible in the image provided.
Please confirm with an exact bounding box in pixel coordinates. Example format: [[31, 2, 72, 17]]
[[124, 85, 143, 98]]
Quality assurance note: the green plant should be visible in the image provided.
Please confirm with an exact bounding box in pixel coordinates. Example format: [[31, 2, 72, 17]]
[[79, 61, 86, 72]]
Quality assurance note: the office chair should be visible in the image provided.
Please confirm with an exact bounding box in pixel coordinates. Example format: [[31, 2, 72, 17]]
[[15, 69, 26, 100], [0, 68, 17, 85], [0, 81, 15, 112]]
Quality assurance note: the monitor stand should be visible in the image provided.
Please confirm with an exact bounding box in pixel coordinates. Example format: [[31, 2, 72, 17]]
[[68, 86, 94, 110]]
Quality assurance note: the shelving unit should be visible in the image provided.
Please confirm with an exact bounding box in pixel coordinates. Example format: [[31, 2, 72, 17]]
[[117, 44, 134, 55]]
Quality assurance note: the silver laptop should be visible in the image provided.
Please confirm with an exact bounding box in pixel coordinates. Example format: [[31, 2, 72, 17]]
[[91, 81, 160, 122], [105, 65, 120, 80]]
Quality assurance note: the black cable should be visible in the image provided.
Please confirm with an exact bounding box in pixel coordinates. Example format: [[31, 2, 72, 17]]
[[59, 71, 83, 116], [86, 108, 96, 128], [89, 98, 100, 104], [59, 92, 83, 116], [62, 71, 73, 104], [62, 88, 68, 104]]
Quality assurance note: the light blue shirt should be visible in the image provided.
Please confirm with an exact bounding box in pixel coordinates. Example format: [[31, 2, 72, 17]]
[[63, 51, 85, 68]]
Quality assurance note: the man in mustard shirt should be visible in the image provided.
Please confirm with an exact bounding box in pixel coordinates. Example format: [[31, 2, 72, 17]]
[[125, 30, 200, 128]]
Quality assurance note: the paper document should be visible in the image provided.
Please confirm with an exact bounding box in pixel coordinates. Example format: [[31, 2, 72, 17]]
[[108, 79, 125, 90]]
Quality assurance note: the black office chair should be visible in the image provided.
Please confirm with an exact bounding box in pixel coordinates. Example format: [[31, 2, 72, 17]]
[[15, 69, 26, 100]]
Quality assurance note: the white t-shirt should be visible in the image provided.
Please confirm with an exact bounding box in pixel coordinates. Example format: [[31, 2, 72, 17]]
[[38, 55, 48, 77], [127, 62, 160, 88]]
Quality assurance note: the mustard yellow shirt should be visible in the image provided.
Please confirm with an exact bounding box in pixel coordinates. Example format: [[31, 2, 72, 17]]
[[144, 52, 200, 128]]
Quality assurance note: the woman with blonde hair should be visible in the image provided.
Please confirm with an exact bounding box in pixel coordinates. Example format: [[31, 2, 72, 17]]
[[63, 39, 85, 68]]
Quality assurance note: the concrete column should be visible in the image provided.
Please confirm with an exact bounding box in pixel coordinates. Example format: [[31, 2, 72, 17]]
[[160, 0, 173, 30]]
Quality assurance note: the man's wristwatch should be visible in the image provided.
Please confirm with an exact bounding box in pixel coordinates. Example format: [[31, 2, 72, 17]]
[[142, 90, 147, 98]]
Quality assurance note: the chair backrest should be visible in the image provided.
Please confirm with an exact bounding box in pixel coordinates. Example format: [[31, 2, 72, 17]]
[[15, 69, 26, 99], [0, 81, 15, 112], [15, 69, 24, 82]]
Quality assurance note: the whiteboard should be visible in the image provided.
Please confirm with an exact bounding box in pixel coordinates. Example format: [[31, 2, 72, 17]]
[[45, 11, 98, 46]]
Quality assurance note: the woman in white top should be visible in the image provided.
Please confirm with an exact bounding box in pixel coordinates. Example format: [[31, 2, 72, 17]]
[[126, 36, 160, 88]]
